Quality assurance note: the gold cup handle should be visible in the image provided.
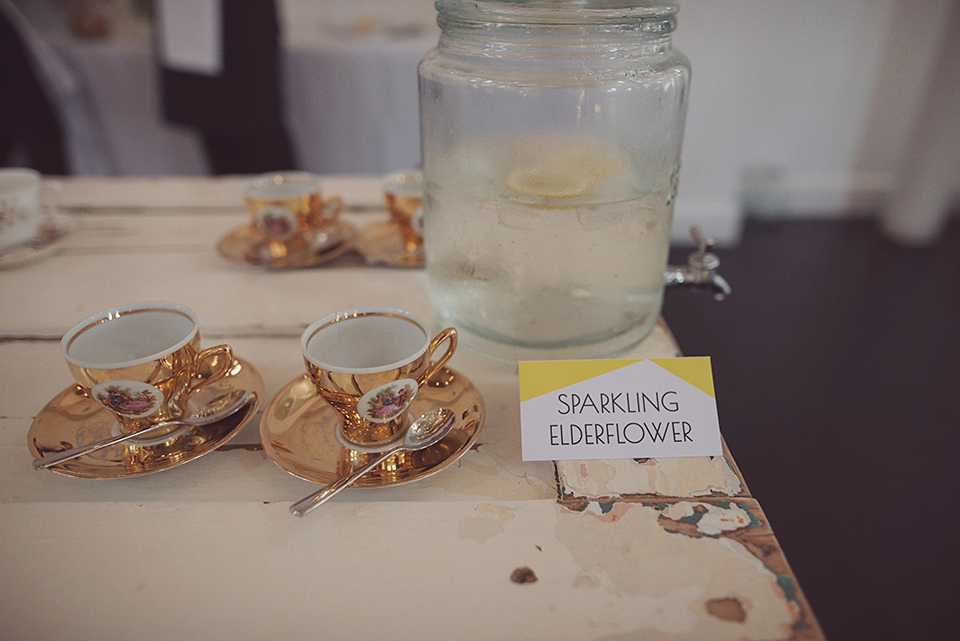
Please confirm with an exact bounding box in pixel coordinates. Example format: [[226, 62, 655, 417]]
[[311, 195, 344, 227], [422, 327, 458, 383], [185, 344, 235, 397]]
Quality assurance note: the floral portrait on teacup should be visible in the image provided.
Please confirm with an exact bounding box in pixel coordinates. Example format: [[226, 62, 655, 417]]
[[0, 200, 22, 228], [256, 206, 298, 240], [359, 379, 418, 423], [92, 381, 164, 418]]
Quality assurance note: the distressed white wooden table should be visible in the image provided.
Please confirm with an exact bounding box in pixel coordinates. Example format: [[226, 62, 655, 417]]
[[0, 177, 823, 641]]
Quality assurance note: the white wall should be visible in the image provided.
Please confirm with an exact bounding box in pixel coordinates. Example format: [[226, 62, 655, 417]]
[[672, 0, 958, 244]]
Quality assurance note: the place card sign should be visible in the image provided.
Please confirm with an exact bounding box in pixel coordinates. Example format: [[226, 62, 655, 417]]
[[519, 357, 722, 461]]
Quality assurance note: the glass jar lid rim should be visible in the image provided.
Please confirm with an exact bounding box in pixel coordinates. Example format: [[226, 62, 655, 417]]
[[435, 1, 679, 24]]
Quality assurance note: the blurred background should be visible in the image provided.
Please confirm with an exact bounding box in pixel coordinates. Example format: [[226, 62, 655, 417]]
[[3, 0, 958, 639], [4, 0, 958, 247]]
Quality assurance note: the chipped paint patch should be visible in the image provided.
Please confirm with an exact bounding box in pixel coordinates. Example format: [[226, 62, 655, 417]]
[[510, 567, 538, 584], [425, 454, 556, 500], [571, 572, 600, 589], [557, 503, 707, 604], [559, 499, 636, 523], [583, 501, 634, 523], [653, 501, 810, 635], [690, 457, 745, 497], [705, 596, 746, 622], [559, 497, 589, 512], [660, 501, 755, 536], [548, 499, 811, 637], [458, 503, 516, 543], [557, 456, 744, 500]]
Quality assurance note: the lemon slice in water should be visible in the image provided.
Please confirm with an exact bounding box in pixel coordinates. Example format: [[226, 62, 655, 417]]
[[506, 164, 594, 199]]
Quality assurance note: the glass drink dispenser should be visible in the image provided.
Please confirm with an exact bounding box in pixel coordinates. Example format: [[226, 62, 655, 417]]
[[419, 1, 711, 360]]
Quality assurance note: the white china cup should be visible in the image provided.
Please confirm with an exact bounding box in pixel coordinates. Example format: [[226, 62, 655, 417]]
[[0, 168, 44, 251]]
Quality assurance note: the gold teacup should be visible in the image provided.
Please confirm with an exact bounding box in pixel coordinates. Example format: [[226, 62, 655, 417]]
[[383, 169, 423, 252], [301, 307, 456, 449], [245, 172, 344, 258], [61, 301, 234, 438]]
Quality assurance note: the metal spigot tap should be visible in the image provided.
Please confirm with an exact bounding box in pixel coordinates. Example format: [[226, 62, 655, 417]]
[[664, 226, 732, 300]]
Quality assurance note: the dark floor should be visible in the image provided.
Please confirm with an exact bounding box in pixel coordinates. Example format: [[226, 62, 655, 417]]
[[662, 216, 960, 641]]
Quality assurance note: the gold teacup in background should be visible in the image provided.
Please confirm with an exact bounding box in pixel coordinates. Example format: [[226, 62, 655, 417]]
[[301, 307, 456, 449], [245, 172, 344, 258], [383, 169, 423, 253], [61, 301, 234, 438]]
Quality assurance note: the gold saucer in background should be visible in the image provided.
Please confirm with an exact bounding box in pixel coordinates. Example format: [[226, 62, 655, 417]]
[[217, 221, 357, 269], [354, 220, 424, 268]]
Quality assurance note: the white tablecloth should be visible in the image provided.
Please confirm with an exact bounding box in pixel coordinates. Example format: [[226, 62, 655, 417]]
[[283, 14, 436, 174], [13, 0, 437, 176]]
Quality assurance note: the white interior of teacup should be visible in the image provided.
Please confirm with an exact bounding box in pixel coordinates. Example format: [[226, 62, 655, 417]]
[[62, 302, 198, 368], [383, 169, 422, 198], [245, 172, 319, 200], [302, 308, 429, 373]]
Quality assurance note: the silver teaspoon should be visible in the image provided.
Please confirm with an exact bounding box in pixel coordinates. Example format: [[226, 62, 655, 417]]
[[33, 390, 254, 470], [290, 407, 455, 517]]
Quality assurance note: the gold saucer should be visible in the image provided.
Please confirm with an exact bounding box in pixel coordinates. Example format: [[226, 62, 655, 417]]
[[354, 220, 424, 268], [216, 220, 357, 269], [27, 357, 264, 479], [260, 366, 484, 487], [0, 211, 75, 269]]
